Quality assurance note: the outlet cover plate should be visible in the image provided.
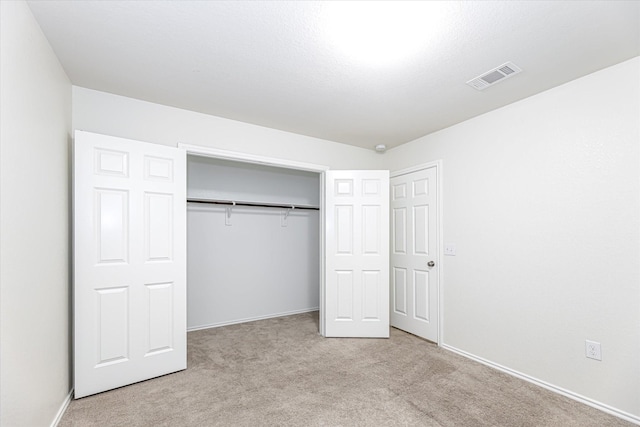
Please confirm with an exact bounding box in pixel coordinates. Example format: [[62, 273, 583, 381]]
[[585, 340, 602, 361]]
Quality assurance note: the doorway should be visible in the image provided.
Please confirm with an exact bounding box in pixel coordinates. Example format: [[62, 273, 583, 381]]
[[185, 155, 322, 331]]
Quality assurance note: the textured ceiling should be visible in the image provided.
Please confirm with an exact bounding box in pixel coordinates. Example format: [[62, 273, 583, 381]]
[[27, 1, 640, 150]]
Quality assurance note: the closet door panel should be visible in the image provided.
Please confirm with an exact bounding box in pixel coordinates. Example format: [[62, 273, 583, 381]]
[[336, 271, 354, 320], [95, 286, 129, 366], [324, 170, 389, 338], [95, 189, 129, 264], [74, 130, 186, 399], [144, 282, 175, 355], [144, 192, 173, 262]]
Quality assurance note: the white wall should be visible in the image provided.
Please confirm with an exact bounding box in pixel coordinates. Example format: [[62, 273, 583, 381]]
[[72, 87, 385, 170], [0, 2, 72, 426], [188, 205, 319, 329], [187, 157, 320, 329], [387, 57, 640, 419], [188, 155, 320, 206]]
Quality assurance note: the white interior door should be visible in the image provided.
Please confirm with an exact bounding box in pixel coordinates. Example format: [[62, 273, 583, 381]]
[[390, 166, 439, 342], [324, 170, 389, 337], [74, 130, 186, 398]]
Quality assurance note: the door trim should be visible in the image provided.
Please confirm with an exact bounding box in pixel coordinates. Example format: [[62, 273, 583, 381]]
[[391, 160, 443, 345], [177, 143, 330, 172]]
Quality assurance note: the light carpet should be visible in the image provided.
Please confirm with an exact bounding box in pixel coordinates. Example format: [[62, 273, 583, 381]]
[[59, 312, 631, 426]]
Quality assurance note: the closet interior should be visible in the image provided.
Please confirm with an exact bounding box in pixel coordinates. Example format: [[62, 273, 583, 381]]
[[186, 155, 321, 331]]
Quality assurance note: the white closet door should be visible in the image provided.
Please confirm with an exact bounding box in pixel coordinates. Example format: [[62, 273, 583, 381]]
[[324, 170, 389, 337], [74, 130, 186, 398]]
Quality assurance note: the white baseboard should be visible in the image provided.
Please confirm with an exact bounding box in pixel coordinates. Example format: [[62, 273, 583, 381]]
[[441, 344, 640, 426], [50, 389, 73, 427], [187, 307, 319, 332]]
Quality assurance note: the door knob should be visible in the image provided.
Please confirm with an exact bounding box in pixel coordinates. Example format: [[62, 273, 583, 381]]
[[427, 261, 435, 267]]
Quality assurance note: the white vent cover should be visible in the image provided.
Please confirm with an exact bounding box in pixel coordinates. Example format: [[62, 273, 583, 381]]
[[466, 62, 522, 90]]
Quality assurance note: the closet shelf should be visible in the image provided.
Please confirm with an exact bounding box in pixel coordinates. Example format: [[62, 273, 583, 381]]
[[187, 198, 319, 211]]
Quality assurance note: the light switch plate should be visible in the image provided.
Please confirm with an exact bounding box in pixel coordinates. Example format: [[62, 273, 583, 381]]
[[444, 245, 456, 256]]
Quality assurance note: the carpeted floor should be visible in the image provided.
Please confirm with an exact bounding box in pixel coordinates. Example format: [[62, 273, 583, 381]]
[[60, 312, 631, 426]]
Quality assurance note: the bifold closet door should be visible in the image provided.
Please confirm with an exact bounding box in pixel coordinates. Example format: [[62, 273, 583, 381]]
[[74, 130, 186, 398], [324, 170, 389, 337]]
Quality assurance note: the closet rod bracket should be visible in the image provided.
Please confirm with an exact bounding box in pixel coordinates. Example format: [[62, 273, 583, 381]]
[[225, 201, 235, 226], [283, 205, 295, 220]]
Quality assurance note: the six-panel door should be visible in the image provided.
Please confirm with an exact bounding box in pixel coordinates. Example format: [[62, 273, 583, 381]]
[[390, 166, 439, 342], [324, 171, 390, 337], [74, 131, 186, 398]]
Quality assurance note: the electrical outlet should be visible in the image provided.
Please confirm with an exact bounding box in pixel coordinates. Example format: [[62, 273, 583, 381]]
[[585, 340, 602, 361]]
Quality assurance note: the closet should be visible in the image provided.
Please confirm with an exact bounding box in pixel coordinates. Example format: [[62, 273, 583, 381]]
[[186, 155, 321, 330], [73, 131, 388, 398]]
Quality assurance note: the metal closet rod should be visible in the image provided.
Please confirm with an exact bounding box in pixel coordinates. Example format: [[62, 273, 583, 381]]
[[187, 198, 320, 211]]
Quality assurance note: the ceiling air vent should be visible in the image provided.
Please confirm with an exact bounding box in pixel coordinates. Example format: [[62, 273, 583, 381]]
[[466, 62, 522, 91]]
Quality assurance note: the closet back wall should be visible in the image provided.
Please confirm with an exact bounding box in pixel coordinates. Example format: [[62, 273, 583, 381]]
[[187, 156, 320, 330]]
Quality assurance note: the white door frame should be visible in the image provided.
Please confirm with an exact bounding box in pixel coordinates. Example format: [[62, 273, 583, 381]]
[[178, 144, 330, 173], [390, 160, 443, 345], [177, 144, 330, 334]]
